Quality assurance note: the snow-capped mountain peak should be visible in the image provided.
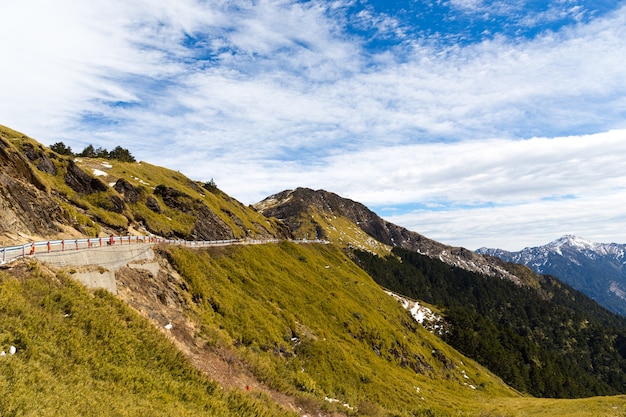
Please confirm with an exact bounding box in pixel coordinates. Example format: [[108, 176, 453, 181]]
[[476, 235, 626, 316], [547, 235, 601, 254]]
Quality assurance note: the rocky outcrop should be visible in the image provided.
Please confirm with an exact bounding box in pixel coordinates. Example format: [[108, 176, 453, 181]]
[[0, 174, 64, 239], [154, 185, 235, 241], [0, 137, 48, 192], [21, 142, 58, 176], [104, 194, 126, 213], [114, 178, 140, 203], [64, 160, 108, 194], [145, 196, 161, 213], [0, 137, 65, 242], [190, 205, 235, 240]]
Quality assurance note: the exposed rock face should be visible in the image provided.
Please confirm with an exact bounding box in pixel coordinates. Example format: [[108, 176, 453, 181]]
[[154, 185, 188, 209], [106, 195, 126, 213], [257, 188, 520, 284], [36, 156, 58, 176], [64, 160, 108, 194], [0, 174, 64, 239], [114, 178, 140, 203], [145, 196, 161, 213], [21, 142, 57, 176], [0, 137, 48, 192], [154, 185, 235, 240], [191, 206, 236, 240], [0, 139, 64, 241]]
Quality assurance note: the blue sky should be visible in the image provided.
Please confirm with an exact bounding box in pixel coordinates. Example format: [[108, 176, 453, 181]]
[[2, 0, 626, 250]]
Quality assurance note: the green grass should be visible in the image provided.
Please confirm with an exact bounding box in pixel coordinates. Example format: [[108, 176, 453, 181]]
[[482, 395, 626, 416], [310, 209, 392, 255], [0, 261, 294, 417], [164, 242, 523, 416], [1, 237, 624, 416], [163, 242, 626, 416], [1, 124, 282, 240], [276, 206, 392, 256]]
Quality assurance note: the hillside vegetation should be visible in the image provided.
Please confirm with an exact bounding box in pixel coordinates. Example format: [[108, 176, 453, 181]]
[[354, 247, 626, 398], [2, 125, 626, 416], [0, 124, 283, 245], [0, 261, 291, 417], [3, 244, 626, 416], [163, 242, 521, 416]]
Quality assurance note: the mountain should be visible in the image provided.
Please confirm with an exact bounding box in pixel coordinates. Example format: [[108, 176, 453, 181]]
[[255, 188, 527, 285], [3, 125, 626, 415], [355, 246, 626, 398], [0, 124, 285, 246], [256, 188, 626, 398], [476, 235, 626, 316]]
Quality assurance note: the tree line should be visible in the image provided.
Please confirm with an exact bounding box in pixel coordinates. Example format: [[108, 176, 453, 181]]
[[353, 247, 626, 398], [50, 142, 136, 163]]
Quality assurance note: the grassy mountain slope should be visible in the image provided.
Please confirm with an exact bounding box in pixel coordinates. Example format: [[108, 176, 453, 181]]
[[161, 242, 626, 415], [0, 261, 291, 417], [3, 244, 625, 416], [162, 242, 518, 415], [0, 124, 284, 245], [256, 188, 626, 399], [355, 247, 626, 398]]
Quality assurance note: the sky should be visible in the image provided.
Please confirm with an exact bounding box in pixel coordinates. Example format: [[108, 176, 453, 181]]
[[1, 0, 626, 251]]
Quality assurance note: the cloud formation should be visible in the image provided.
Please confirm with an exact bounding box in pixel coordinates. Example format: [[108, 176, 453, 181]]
[[1, 0, 625, 250]]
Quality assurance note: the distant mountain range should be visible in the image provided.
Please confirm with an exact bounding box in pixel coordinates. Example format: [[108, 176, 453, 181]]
[[477, 235, 626, 316]]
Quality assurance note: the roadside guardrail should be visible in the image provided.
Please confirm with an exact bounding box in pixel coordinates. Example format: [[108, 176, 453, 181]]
[[0, 236, 325, 265]]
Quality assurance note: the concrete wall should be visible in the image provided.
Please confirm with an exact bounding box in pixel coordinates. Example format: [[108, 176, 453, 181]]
[[36, 244, 156, 294]]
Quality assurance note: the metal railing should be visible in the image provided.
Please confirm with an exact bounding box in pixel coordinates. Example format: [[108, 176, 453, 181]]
[[0, 236, 325, 265]]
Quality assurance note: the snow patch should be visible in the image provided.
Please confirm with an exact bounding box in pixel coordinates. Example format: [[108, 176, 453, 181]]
[[609, 282, 626, 300], [93, 169, 107, 177], [324, 397, 353, 410], [1, 346, 16, 357], [131, 176, 150, 185], [385, 291, 446, 335]]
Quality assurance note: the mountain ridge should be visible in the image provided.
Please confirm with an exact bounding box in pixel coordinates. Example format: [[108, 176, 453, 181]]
[[256, 187, 528, 286], [255, 187, 626, 398], [0, 124, 285, 246], [476, 235, 626, 315]]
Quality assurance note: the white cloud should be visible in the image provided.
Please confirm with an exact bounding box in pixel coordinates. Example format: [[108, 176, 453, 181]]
[[2, 1, 626, 249], [367, 131, 626, 250], [205, 130, 626, 251], [385, 189, 626, 251]]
